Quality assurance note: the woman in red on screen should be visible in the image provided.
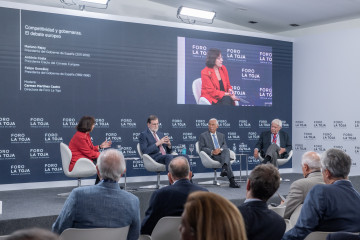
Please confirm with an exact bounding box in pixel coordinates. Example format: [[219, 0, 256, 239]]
[[69, 116, 112, 184], [201, 48, 239, 105]]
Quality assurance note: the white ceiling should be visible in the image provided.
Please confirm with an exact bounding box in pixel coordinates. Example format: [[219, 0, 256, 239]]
[[6, 0, 360, 33]]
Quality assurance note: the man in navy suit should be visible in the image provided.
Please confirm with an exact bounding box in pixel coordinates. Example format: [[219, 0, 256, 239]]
[[238, 164, 286, 240], [254, 119, 292, 167], [52, 149, 140, 240], [282, 149, 360, 240], [141, 156, 208, 235], [139, 115, 176, 168]]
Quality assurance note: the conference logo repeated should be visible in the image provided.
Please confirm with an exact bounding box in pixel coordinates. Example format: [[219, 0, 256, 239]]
[[0, 117, 16, 128], [105, 132, 122, 143], [62, 117, 77, 128], [195, 120, 208, 128], [258, 120, 270, 128], [120, 118, 136, 128], [11, 133, 31, 143], [295, 120, 307, 128], [314, 120, 326, 128], [295, 144, 307, 151], [248, 132, 259, 140], [172, 119, 186, 128], [44, 163, 62, 174], [238, 120, 251, 128], [30, 148, 49, 159], [218, 119, 230, 128], [44, 133, 63, 143], [227, 132, 240, 141], [10, 165, 30, 176], [30, 117, 49, 128], [116, 145, 136, 157], [314, 145, 326, 152], [0, 149, 16, 160], [95, 118, 110, 128], [183, 132, 196, 142]]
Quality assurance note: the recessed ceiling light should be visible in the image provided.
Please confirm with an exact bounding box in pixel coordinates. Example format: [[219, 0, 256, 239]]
[[290, 24, 300, 27], [248, 21, 258, 24]]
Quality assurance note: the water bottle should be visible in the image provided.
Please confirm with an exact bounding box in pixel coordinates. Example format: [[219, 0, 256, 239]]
[[181, 147, 187, 155]]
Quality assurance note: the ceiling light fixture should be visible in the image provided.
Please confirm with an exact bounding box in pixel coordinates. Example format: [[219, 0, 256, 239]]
[[60, 0, 110, 10], [177, 6, 216, 24]]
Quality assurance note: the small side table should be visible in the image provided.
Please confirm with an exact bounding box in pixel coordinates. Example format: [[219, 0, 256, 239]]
[[123, 157, 140, 190], [236, 154, 248, 183]]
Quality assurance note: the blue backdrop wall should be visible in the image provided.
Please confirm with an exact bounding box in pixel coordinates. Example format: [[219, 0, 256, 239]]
[[0, 6, 292, 184]]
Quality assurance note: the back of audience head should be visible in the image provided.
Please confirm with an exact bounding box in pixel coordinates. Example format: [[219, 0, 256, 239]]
[[247, 164, 280, 201], [168, 156, 190, 183], [321, 148, 351, 181], [6, 228, 59, 240], [180, 191, 247, 240], [97, 148, 125, 182], [301, 151, 321, 176]]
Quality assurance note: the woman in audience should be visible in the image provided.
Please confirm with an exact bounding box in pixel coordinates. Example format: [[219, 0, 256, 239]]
[[69, 116, 111, 184], [179, 191, 247, 240]]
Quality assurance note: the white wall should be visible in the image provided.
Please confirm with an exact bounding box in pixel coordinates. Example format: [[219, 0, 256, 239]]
[[279, 18, 360, 174]]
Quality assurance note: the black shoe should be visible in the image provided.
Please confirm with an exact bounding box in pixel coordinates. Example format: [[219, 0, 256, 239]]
[[229, 178, 240, 188], [262, 155, 271, 164], [220, 167, 228, 177]]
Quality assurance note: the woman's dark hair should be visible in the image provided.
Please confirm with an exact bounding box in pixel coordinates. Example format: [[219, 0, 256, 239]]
[[205, 48, 221, 68], [76, 116, 95, 133]]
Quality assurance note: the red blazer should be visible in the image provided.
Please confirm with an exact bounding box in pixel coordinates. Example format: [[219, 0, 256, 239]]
[[68, 131, 100, 171], [200, 65, 232, 104]]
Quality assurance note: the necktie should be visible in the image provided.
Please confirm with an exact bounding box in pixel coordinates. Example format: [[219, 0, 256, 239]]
[[212, 134, 220, 149], [153, 132, 166, 155], [272, 134, 277, 143]]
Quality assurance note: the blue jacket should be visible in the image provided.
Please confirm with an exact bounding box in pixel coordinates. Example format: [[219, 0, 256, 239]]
[[52, 180, 140, 240], [139, 128, 172, 161], [283, 180, 360, 240]]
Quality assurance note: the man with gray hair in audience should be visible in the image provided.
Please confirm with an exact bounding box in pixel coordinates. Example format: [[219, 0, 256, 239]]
[[52, 149, 140, 240], [280, 151, 324, 219], [141, 156, 207, 235], [282, 148, 360, 240]]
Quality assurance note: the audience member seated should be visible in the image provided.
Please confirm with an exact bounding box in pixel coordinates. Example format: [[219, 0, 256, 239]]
[[198, 118, 240, 188], [69, 116, 112, 184], [280, 151, 324, 219], [180, 191, 247, 240], [238, 164, 286, 240], [254, 119, 292, 167], [52, 149, 140, 240], [282, 148, 360, 240], [326, 232, 360, 240], [5, 228, 59, 240], [141, 156, 207, 235], [139, 115, 189, 169]]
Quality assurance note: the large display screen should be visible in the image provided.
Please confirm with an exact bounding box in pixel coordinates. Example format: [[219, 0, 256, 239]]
[[177, 37, 272, 106]]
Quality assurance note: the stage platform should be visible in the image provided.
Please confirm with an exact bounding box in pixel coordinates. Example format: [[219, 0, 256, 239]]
[[1, 173, 359, 235]]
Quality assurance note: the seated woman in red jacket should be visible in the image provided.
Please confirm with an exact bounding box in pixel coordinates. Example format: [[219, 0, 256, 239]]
[[69, 116, 112, 184], [201, 48, 239, 105]]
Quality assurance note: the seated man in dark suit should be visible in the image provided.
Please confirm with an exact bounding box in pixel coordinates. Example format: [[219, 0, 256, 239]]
[[198, 118, 240, 188], [283, 149, 360, 240], [254, 118, 292, 167], [139, 115, 188, 169], [238, 164, 286, 240], [141, 156, 208, 235]]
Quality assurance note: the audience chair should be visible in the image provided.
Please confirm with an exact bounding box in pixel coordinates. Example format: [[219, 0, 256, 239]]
[[150, 216, 181, 240], [195, 142, 235, 186], [0, 235, 9, 240], [259, 150, 293, 181], [59, 143, 97, 196], [137, 143, 167, 189], [289, 204, 303, 228], [59, 226, 129, 240], [304, 232, 333, 240], [268, 204, 286, 217]]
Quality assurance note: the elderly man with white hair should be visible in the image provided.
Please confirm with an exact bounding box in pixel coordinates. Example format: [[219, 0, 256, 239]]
[[282, 148, 360, 240], [52, 149, 140, 240], [254, 119, 292, 167], [280, 151, 324, 219]]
